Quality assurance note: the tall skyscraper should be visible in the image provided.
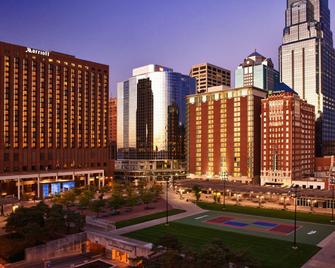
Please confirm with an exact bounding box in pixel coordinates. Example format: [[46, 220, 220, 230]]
[[116, 64, 196, 179], [109, 98, 117, 145], [190, 63, 231, 93], [260, 91, 315, 187], [186, 85, 267, 184], [108, 97, 117, 174], [279, 0, 335, 156], [235, 51, 279, 91], [0, 41, 110, 199]]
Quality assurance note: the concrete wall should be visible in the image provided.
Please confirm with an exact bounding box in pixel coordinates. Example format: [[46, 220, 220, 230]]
[[25, 232, 87, 262]]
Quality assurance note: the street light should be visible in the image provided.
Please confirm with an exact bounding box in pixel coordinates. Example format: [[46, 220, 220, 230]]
[[329, 176, 335, 223], [289, 184, 300, 250], [165, 176, 170, 226], [220, 171, 228, 208]]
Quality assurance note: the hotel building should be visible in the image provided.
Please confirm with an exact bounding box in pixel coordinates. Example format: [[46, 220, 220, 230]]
[[109, 97, 117, 144], [260, 91, 315, 187], [0, 41, 111, 199], [280, 0, 335, 155], [109, 98, 117, 174], [186, 86, 267, 184], [235, 51, 279, 91], [189, 63, 231, 93], [116, 64, 196, 180]]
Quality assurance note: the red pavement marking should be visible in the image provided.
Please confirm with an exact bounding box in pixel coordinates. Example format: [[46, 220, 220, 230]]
[[271, 224, 299, 234], [207, 216, 233, 224]]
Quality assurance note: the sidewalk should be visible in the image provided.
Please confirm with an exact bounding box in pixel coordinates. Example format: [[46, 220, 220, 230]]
[[112, 189, 205, 235], [301, 231, 335, 268], [184, 192, 335, 216]]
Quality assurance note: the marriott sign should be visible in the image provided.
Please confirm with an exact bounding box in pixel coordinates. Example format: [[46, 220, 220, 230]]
[[25, 47, 50, 56]]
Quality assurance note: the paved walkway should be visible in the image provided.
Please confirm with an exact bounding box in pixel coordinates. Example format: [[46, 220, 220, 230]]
[[301, 231, 335, 268], [112, 188, 206, 235]]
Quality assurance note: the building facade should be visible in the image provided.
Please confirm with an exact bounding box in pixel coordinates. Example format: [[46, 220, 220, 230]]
[[235, 51, 279, 91], [109, 97, 117, 144], [189, 63, 231, 93], [260, 91, 315, 187], [279, 0, 335, 156], [0, 41, 111, 199], [108, 98, 117, 174], [186, 86, 267, 184], [116, 64, 196, 179]]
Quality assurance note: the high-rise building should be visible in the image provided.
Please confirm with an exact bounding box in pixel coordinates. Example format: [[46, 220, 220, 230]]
[[108, 97, 117, 175], [116, 64, 196, 179], [109, 98, 117, 144], [279, 0, 335, 156], [0, 41, 111, 199], [235, 51, 279, 91], [186, 86, 267, 184], [190, 63, 231, 93], [260, 91, 315, 187]]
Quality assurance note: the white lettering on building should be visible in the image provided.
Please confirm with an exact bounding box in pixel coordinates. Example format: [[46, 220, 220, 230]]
[[25, 47, 50, 57]]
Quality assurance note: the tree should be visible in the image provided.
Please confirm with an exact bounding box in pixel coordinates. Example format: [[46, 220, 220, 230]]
[[64, 210, 85, 234], [6, 205, 44, 237], [61, 190, 77, 208], [141, 190, 155, 208], [151, 184, 163, 200], [192, 185, 201, 202], [107, 194, 126, 211], [45, 204, 66, 238], [98, 186, 111, 200], [78, 190, 95, 209], [89, 199, 106, 217]]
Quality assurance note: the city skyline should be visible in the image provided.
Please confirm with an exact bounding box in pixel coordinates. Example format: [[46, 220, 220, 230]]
[[2, 0, 335, 96]]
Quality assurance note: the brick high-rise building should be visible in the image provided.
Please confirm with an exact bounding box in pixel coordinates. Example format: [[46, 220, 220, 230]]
[[0, 41, 111, 199], [109, 98, 117, 143], [186, 86, 267, 184], [189, 63, 231, 93], [108, 97, 117, 175], [260, 91, 315, 187]]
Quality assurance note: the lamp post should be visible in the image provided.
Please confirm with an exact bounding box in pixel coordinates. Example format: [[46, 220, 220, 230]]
[[329, 176, 335, 223], [165, 176, 170, 226], [289, 184, 300, 250], [220, 171, 228, 208]]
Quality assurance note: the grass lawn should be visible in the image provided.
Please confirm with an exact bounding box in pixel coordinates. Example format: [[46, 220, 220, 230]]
[[115, 209, 185, 229], [125, 222, 320, 268], [197, 201, 333, 224]]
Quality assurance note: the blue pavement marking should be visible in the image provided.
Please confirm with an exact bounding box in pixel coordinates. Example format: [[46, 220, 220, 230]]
[[253, 221, 278, 228], [224, 220, 249, 227]]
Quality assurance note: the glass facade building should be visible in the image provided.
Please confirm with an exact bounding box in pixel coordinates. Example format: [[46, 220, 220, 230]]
[[235, 51, 279, 91], [279, 0, 335, 155], [117, 64, 196, 161]]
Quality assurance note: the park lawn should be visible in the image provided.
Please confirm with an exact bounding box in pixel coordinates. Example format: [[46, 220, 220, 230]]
[[125, 222, 319, 268], [197, 202, 333, 224], [115, 209, 185, 229]]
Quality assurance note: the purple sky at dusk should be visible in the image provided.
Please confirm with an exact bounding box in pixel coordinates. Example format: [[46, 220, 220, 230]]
[[1, 0, 335, 96]]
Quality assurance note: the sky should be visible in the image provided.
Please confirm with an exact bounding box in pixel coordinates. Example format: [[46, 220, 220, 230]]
[[1, 0, 335, 96]]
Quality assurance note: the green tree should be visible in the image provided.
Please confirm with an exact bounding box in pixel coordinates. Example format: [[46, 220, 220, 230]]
[[89, 199, 106, 217], [78, 190, 95, 209], [64, 210, 85, 234], [192, 185, 202, 202], [141, 190, 155, 208], [45, 204, 66, 238], [107, 194, 126, 211], [61, 190, 77, 208]]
